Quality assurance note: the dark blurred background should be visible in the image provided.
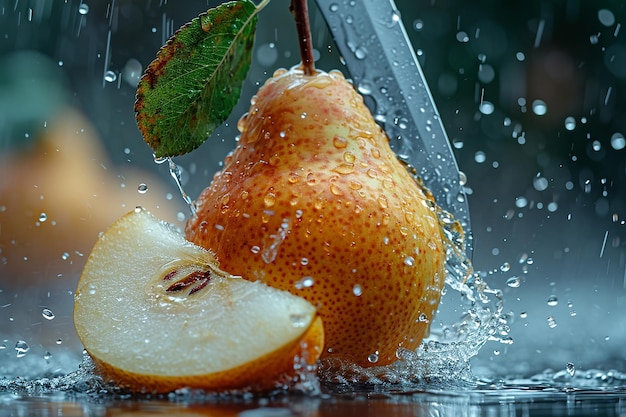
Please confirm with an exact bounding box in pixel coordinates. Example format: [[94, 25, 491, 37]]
[[1, 0, 624, 378]]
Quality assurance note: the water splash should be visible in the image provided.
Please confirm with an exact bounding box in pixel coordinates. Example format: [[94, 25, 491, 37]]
[[318, 195, 508, 385]]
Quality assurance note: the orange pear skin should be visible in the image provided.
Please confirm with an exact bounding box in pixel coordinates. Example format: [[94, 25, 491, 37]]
[[186, 66, 446, 367]]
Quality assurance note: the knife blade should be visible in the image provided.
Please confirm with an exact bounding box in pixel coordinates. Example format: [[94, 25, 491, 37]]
[[314, 0, 472, 255]]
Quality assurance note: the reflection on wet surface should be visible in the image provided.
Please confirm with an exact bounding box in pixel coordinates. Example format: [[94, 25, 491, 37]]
[[2, 385, 626, 417]]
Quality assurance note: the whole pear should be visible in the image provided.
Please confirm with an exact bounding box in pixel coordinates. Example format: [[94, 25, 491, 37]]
[[186, 66, 446, 367]]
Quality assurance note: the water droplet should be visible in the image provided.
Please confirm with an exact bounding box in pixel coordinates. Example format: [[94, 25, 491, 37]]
[[532, 99, 547, 115], [479, 101, 494, 115], [56, 338, 63, 345], [533, 176, 549, 191], [78, 3, 89, 15], [515, 196, 528, 208], [367, 352, 379, 363], [404, 256, 415, 266], [598, 9, 615, 27], [547, 315, 557, 328], [329, 3, 339, 12], [506, 276, 521, 288], [474, 151, 486, 163], [137, 183, 148, 194], [43, 351, 52, 360], [334, 163, 355, 175], [38, 212, 47, 222], [250, 245, 261, 254], [418, 313, 429, 322], [333, 136, 348, 149], [295, 276, 314, 289], [354, 46, 367, 60], [264, 192, 276, 208], [547, 295, 558, 306], [610, 132, 625, 150], [15, 340, 30, 357], [520, 311, 528, 319], [256, 42, 279, 67], [352, 284, 363, 296], [61, 252, 70, 261], [500, 262, 511, 272], [477, 64, 495, 83], [104, 70, 117, 83], [592, 140, 602, 151], [566, 362, 576, 376], [413, 19, 424, 31], [564, 116, 576, 131], [122, 58, 142, 87], [357, 81, 372, 95], [42, 308, 55, 320], [456, 31, 469, 43]]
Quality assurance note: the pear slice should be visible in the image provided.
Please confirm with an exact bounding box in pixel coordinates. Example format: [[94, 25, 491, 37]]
[[73, 207, 323, 394]]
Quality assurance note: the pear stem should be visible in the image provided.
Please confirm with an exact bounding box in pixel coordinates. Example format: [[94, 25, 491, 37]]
[[290, 0, 315, 75]]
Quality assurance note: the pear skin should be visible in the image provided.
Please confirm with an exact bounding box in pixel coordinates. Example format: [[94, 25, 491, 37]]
[[186, 66, 446, 367]]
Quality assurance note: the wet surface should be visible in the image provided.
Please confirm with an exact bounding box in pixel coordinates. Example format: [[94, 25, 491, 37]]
[[2, 384, 626, 417], [1, 0, 626, 415]]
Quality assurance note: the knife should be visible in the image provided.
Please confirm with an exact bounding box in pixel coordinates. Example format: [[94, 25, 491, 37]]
[[314, 0, 472, 255]]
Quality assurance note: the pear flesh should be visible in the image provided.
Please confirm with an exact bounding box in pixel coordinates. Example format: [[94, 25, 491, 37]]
[[74, 207, 322, 392]]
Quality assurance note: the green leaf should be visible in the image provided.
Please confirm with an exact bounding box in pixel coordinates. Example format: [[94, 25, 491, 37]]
[[135, 0, 261, 158]]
